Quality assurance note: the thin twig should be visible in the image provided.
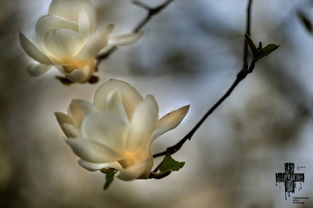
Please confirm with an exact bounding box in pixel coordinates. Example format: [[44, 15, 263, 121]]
[[132, 0, 174, 33], [153, 0, 254, 159], [96, 0, 174, 62], [242, 0, 253, 71], [153, 59, 256, 158]]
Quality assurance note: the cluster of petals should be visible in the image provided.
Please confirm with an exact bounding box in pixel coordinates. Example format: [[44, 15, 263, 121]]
[[19, 0, 190, 182], [55, 79, 189, 180], [19, 0, 142, 83]]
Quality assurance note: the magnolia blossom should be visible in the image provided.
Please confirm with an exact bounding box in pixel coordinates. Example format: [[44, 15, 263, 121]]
[[55, 79, 189, 180], [19, 0, 142, 83]]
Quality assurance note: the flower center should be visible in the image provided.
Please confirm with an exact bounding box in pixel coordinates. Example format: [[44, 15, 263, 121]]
[[118, 151, 144, 168], [62, 58, 95, 73]]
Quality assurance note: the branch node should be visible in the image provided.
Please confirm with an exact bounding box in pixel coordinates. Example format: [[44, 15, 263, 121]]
[[153, 0, 255, 160], [97, 0, 173, 62], [148, 171, 171, 179], [133, 0, 152, 10]]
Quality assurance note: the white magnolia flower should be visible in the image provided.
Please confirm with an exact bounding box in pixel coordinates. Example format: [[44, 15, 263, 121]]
[[19, 0, 143, 83], [55, 79, 189, 180]]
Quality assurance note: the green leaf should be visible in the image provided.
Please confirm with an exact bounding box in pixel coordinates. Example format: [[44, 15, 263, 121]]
[[103, 170, 118, 190], [159, 155, 185, 173], [257, 44, 279, 59], [245, 34, 257, 55]]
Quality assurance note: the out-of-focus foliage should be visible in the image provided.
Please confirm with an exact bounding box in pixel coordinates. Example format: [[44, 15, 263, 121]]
[[1, 0, 313, 207]]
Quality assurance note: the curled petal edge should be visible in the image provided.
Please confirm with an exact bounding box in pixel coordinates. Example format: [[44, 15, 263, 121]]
[[110, 31, 144, 46]]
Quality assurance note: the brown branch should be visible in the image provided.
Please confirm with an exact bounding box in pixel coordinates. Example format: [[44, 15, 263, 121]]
[[132, 0, 174, 33], [96, 0, 174, 63], [152, 0, 255, 161], [242, 0, 253, 71], [153, 59, 256, 158]]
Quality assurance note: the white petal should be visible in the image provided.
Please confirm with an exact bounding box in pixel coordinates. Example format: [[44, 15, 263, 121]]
[[19, 32, 52, 65], [94, 79, 143, 120], [55, 112, 76, 137], [152, 105, 190, 140], [36, 15, 78, 47], [68, 99, 97, 127], [106, 90, 128, 123], [49, 0, 96, 30], [110, 31, 144, 46], [78, 8, 91, 38], [81, 111, 127, 152], [66, 138, 122, 163], [127, 95, 158, 150], [78, 160, 123, 171], [26, 63, 51, 77], [55, 112, 73, 125], [45, 29, 85, 58], [63, 123, 81, 137], [117, 158, 153, 181], [76, 24, 113, 59], [64, 68, 89, 82]]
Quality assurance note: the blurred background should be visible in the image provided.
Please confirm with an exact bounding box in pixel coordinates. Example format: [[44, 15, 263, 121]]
[[1, 0, 313, 207]]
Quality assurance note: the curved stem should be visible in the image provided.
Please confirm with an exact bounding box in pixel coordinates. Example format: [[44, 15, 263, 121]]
[[153, 0, 254, 159], [96, 0, 174, 62], [153, 60, 256, 158], [243, 0, 253, 71]]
